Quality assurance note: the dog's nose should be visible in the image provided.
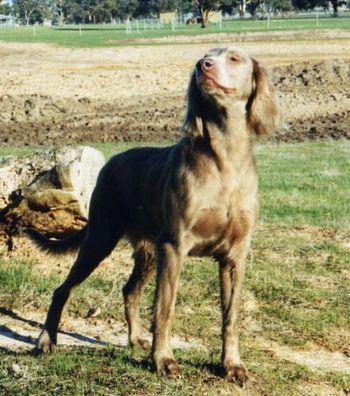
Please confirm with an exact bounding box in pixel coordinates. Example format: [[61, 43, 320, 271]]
[[199, 58, 214, 71]]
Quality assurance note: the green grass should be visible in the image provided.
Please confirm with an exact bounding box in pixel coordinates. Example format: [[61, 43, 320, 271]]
[[256, 141, 350, 230], [0, 259, 60, 310], [1, 345, 347, 396], [0, 141, 349, 395], [249, 228, 350, 348], [0, 16, 349, 47]]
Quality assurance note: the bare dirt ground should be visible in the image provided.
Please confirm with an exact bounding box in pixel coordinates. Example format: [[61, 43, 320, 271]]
[[0, 30, 349, 146]]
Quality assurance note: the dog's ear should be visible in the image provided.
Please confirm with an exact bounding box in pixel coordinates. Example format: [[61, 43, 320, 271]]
[[183, 72, 204, 137], [247, 59, 281, 136]]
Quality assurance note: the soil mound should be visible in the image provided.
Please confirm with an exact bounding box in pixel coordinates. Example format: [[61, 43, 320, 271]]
[[273, 59, 350, 141]]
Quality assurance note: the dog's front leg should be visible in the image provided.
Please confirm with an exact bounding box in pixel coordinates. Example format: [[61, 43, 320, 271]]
[[152, 241, 183, 379], [218, 237, 251, 386]]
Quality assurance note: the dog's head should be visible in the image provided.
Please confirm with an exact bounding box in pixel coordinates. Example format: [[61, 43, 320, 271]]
[[184, 47, 280, 137]]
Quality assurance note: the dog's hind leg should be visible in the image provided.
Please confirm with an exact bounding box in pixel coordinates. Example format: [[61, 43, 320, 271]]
[[36, 228, 122, 353], [122, 241, 156, 351]]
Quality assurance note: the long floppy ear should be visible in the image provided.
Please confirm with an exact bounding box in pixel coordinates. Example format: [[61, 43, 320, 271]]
[[247, 59, 281, 136], [183, 71, 204, 138]]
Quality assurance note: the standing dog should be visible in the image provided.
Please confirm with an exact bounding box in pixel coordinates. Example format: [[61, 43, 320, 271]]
[[26, 47, 280, 386]]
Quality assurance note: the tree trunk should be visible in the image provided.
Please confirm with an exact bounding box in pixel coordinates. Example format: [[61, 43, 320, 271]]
[[198, 6, 207, 28], [204, 9, 210, 26], [240, 0, 246, 17], [59, 9, 64, 25], [331, 0, 338, 16]]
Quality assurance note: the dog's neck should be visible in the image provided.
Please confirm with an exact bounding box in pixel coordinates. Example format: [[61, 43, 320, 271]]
[[201, 101, 252, 168]]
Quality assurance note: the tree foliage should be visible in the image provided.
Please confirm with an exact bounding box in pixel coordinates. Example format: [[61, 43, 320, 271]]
[[12, 0, 49, 25], [195, 0, 220, 27], [0, 1, 12, 15]]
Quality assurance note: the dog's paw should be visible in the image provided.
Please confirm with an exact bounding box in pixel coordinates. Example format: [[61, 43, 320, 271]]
[[130, 337, 151, 351], [35, 329, 56, 353], [156, 357, 182, 379], [223, 362, 248, 387]]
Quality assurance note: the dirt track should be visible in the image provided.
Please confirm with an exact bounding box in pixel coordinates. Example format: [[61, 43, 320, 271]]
[[0, 31, 349, 146]]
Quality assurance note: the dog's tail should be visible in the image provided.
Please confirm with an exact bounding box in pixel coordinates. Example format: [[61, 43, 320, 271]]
[[23, 226, 87, 255]]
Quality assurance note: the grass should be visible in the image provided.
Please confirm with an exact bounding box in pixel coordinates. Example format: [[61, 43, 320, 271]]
[[0, 16, 349, 47], [256, 141, 350, 230], [0, 141, 349, 395], [2, 345, 347, 396], [249, 228, 350, 347]]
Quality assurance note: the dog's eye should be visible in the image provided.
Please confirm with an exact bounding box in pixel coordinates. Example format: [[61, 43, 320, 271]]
[[230, 56, 240, 63]]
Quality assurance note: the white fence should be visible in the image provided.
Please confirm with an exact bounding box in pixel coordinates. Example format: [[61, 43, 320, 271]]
[[125, 15, 223, 34]]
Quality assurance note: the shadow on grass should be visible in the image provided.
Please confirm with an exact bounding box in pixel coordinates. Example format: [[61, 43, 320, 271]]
[[0, 306, 42, 329], [0, 306, 107, 351], [119, 353, 224, 380], [195, 361, 222, 377]]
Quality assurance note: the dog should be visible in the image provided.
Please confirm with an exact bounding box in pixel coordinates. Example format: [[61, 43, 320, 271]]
[[26, 47, 280, 386]]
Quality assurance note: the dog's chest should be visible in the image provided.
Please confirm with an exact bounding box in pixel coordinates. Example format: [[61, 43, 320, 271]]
[[188, 168, 257, 249], [191, 204, 252, 240], [191, 207, 230, 238]]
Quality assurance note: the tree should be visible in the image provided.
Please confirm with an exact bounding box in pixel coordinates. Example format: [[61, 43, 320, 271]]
[[115, 0, 138, 20], [0, 1, 12, 15], [246, 0, 263, 15], [270, 0, 293, 13], [51, 0, 78, 24], [328, 0, 346, 16], [177, 0, 197, 13], [292, 0, 318, 10], [12, 0, 49, 25], [90, 0, 115, 23], [52, 0, 65, 23], [291, 0, 346, 16], [48, 0, 85, 23], [239, 0, 247, 15], [151, 0, 177, 13], [134, 0, 154, 17], [220, 0, 238, 15], [195, 0, 220, 27]]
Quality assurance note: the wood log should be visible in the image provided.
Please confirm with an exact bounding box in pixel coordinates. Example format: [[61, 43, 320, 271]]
[[0, 146, 105, 249]]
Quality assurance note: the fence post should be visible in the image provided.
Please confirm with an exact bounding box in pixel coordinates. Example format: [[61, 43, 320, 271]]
[[267, 14, 270, 30], [79, 24, 82, 36]]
